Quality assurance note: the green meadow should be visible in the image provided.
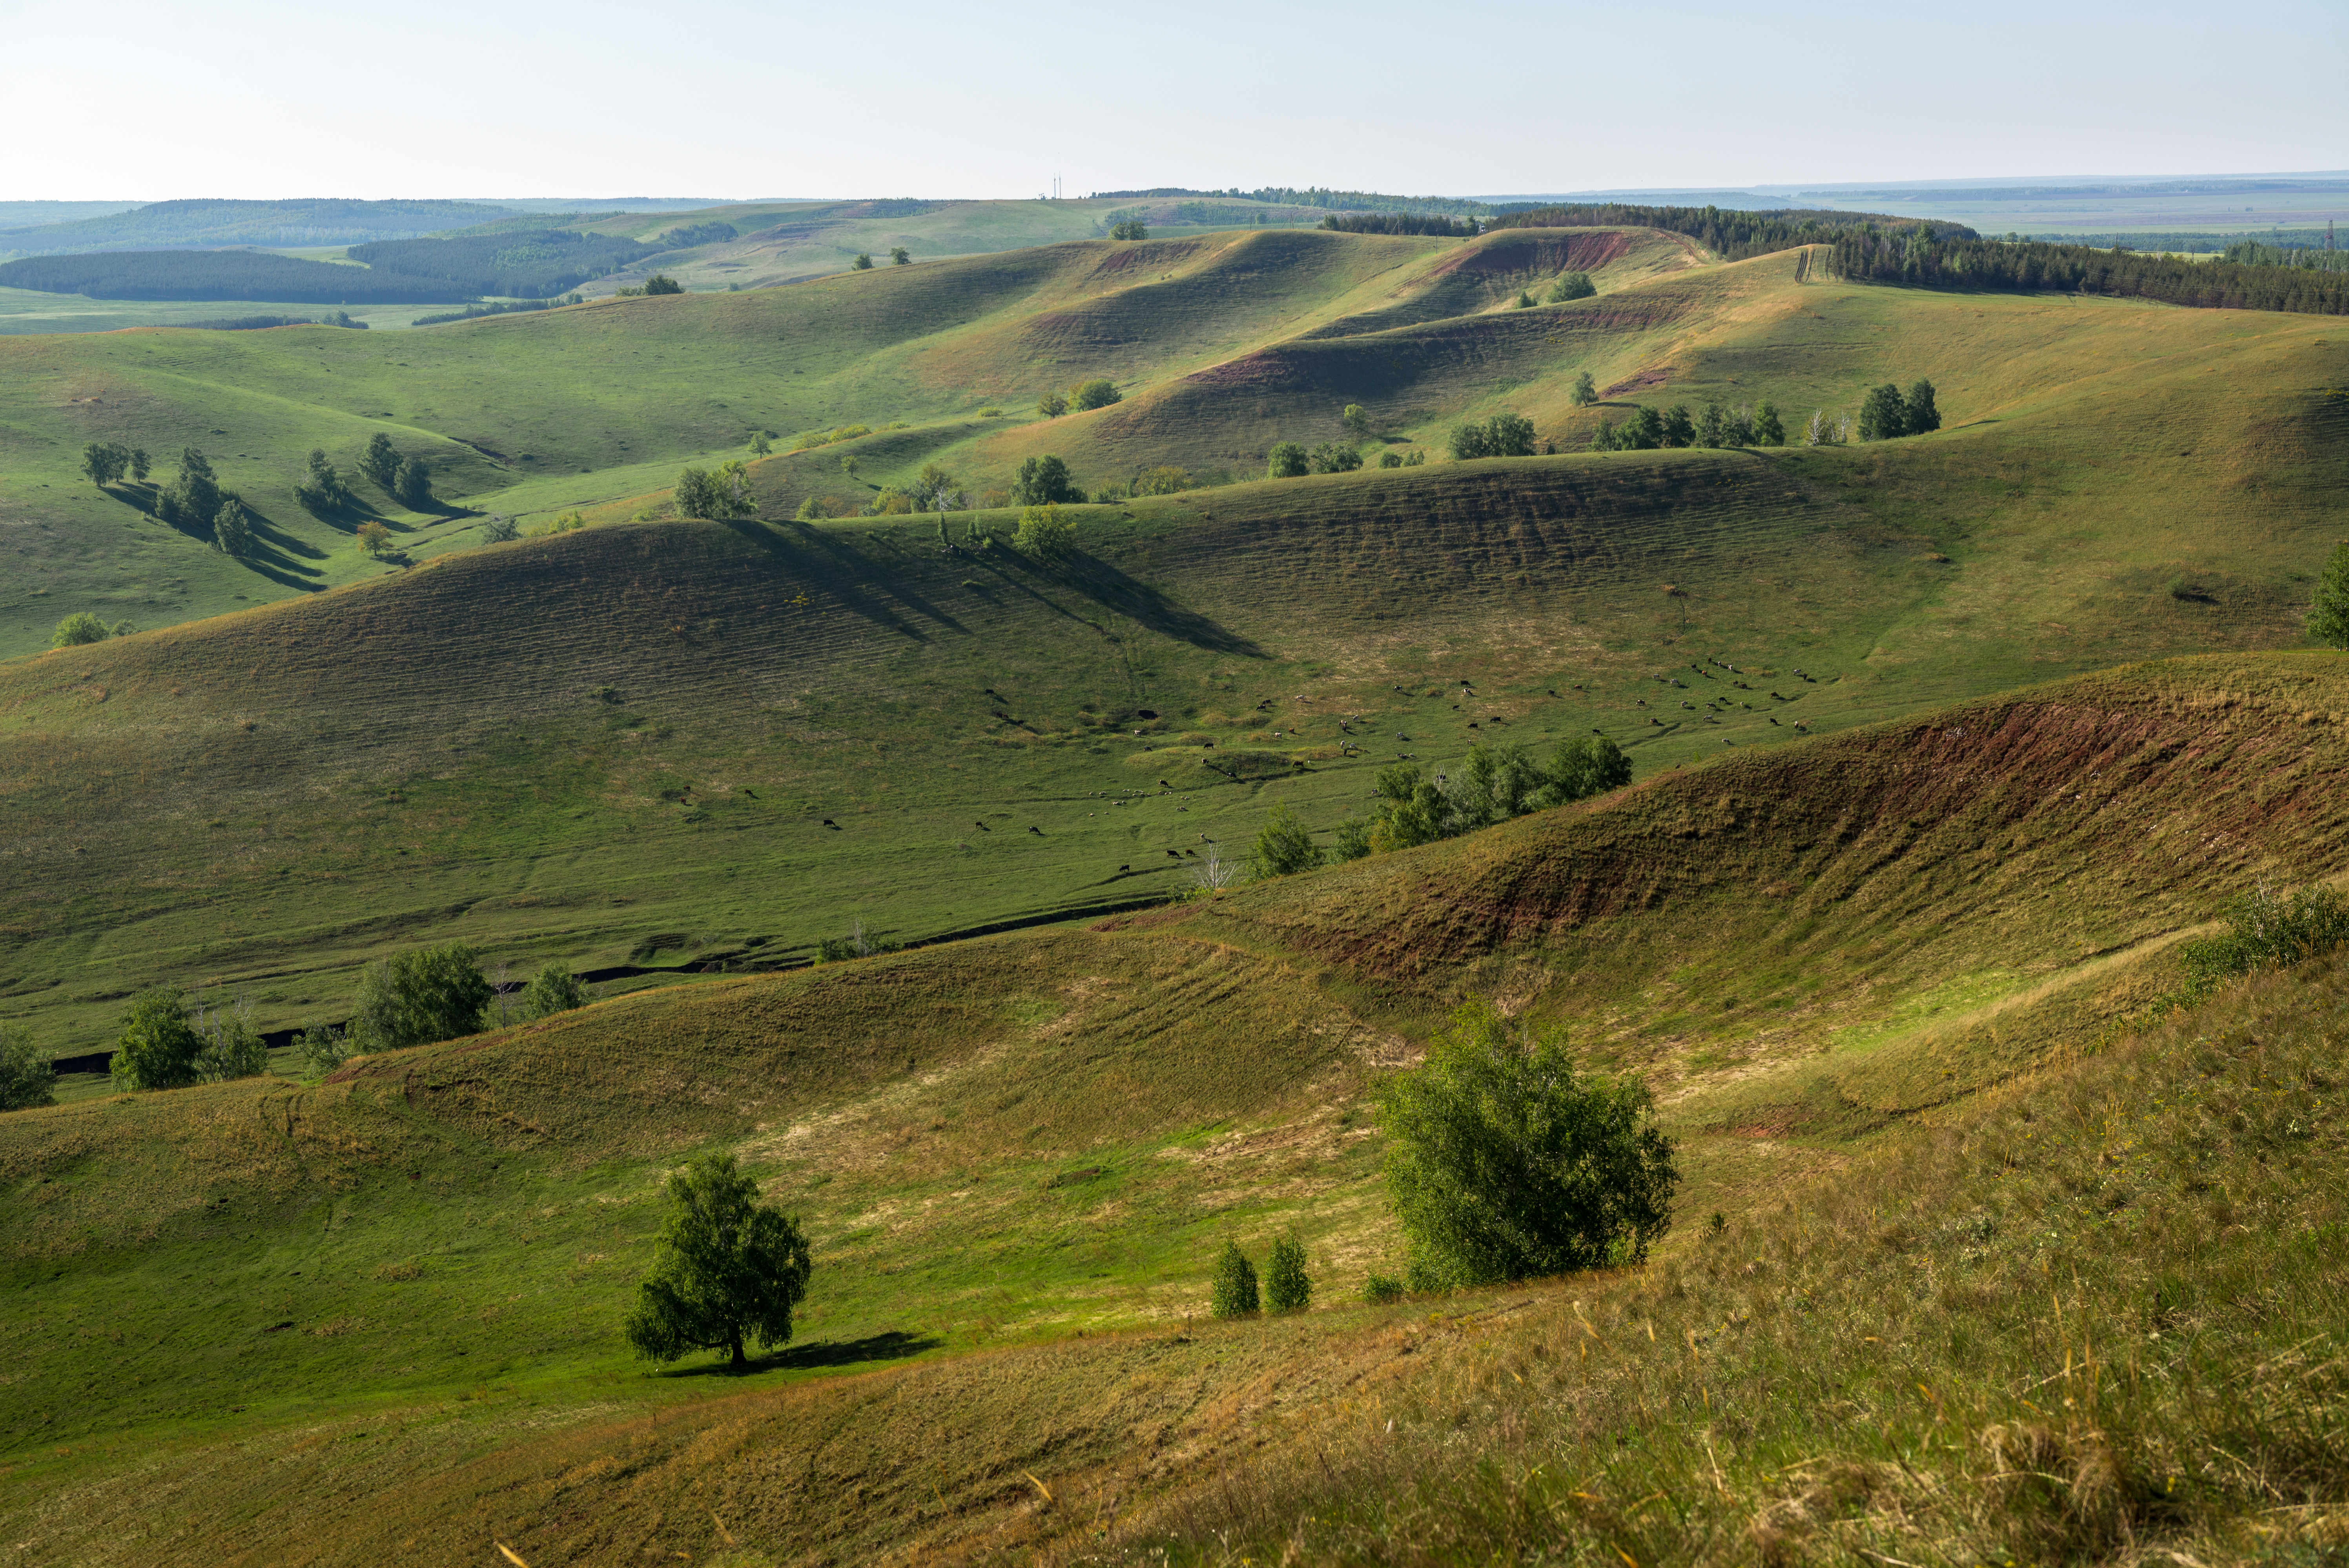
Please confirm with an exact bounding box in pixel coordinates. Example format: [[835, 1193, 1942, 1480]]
[[1, 215, 2345, 1564]]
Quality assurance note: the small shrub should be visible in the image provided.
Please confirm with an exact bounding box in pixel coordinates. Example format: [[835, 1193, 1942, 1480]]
[[1266, 1236, 1311, 1313], [1109, 219, 1148, 241], [1250, 803, 1321, 877], [1308, 442, 1362, 474], [1362, 1272, 1405, 1304], [0, 1024, 55, 1111], [1547, 272, 1595, 303], [480, 514, 520, 543], [1267, 442, 1309, 479], [111, 986, 205, 1091], [1070, 379, 1121, 412], [1209, 1241, 1259, 1319], [519, 962, 587, 1019], [2179, 881, 2349, 1001], [295, 1025, 351, 1079], [1013, 503, 1075, 559], [50, 611, 111, 648], [1131, 465, 1192, 495], [1376, 450, 1403, 469], [356, 521, 392, 557], [1515, 290, 1536, 308], [850, 253, 874, 271], [643, 274, 683, 295]]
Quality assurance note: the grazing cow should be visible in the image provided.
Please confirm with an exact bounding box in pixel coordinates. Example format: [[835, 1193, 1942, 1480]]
[[1028, 826, 1042, 835], [822, 818, 838, 827]]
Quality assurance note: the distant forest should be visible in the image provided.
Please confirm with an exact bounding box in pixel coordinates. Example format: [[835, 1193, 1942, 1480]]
[[0, 250, 469, 303], [1829, 231, 2349, 315], [350, 230, 663, 297], [1320, 213, 1478, 237], [1487, 202, 1969, 258], [2221, 239, 2349, 274]]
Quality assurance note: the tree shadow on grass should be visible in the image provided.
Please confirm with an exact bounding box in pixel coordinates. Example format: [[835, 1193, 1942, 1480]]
[[720, 518, 967, 643], [652, 1329, 944, 1380], [1058, 550, 1267, 657], [225, 502, 328, 589]]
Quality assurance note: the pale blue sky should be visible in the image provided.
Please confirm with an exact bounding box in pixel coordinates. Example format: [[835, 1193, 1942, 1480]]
[[4, 0, 2342, 200]]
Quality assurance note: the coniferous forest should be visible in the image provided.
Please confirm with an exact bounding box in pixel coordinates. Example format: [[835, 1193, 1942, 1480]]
[[1828, 231, 2349, 315], [1485, 202, 1966, 259]]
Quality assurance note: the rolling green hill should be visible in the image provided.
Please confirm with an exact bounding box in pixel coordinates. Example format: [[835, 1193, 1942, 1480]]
[[2, 650, 2344, 1564], [2, 213, 2346, 1564], [4, 224, 2345, 1062]]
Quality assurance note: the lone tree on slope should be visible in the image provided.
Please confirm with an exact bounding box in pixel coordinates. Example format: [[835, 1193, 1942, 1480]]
[[1377, 1000, 1678, 1287], [625, 1152, 813, 1369], [2312, 541, 2349, 651]]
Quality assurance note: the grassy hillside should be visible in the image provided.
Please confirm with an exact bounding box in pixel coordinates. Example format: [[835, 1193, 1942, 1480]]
[[2, 651, 2344, 1563], [8, 397, 2338, 1065], [560, 196, 1345, 294], [8, 222, 2343, 667]]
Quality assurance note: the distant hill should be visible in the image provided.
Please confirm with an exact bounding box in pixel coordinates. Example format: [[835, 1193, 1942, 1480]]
[[347, 229, 666, 297], [0, 198, 519, 257], [0, 248, 470, 302], [0, 200, 144, 231]]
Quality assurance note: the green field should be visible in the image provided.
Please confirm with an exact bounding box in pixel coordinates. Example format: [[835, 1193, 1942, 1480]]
[[2, 215, 2345, 1564]]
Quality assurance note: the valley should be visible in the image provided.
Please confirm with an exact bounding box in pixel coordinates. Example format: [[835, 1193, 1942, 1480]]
[[1, 202, 2345, 1566]]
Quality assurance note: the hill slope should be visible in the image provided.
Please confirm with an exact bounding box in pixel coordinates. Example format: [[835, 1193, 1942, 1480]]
[[2, 650, 2344, 1563]]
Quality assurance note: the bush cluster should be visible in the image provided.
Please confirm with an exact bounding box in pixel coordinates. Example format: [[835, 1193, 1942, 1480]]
[[2179, 882, 2349, 1003], [0, 1025, 55, 1111], [109, 986, 267, 1091], [1592, 400, 1786, 451], [1035, 379, 1122, 419], [1449, 413, 1536, 460], [1342, 736, 1629, 858], [1010, 454, 1082, 506], [1856, 378, 1942, 441], [1209, 1237, 1311, 1318]]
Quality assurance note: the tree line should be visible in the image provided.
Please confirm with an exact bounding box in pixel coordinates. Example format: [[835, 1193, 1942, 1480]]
[[185, 311, 369, 331], [1485, 202, 1968, 260], [2220, 239, 2349, 275], [1321, 213, 1477, 237], [1827, 230, 2349, 316], [412, 296, 580, 327]]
